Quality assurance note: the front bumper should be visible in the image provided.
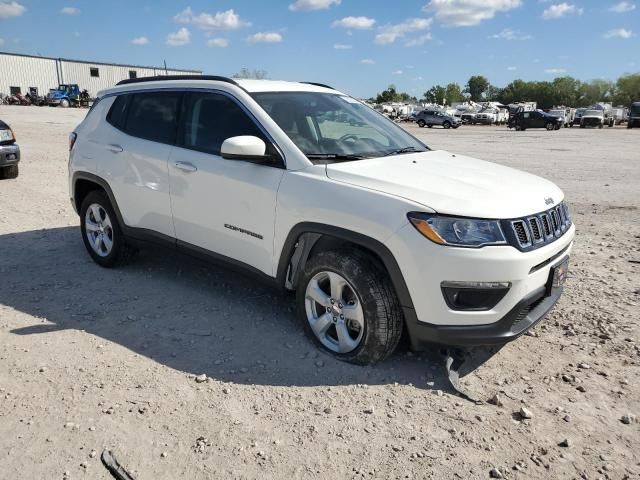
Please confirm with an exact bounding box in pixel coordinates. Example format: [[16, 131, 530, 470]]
[[0, 143, 20, 166], [582, 118, 602, 127], [386, 221, 575, 348], [406, 273, 563, 347], [48, 98, 62, 105], [475, 117, 494, 124]]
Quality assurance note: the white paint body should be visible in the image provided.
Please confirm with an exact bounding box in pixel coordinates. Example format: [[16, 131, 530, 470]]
[[69, 78, 574, 327]]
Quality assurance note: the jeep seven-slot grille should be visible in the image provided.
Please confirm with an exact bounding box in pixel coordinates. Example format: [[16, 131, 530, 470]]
[[504, 203, 571, 251]]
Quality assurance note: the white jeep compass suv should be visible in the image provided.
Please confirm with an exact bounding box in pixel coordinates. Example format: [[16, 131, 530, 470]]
[[68, 76, 575, 364]]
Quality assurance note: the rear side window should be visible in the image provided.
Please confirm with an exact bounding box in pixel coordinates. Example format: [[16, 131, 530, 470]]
[[124, 92, 180, 145], [106, 95, 130, 130], [179, 92, 265, 155]]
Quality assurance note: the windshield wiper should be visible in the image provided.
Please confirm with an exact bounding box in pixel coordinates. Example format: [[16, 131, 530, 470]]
[[306, 153, 369, 161], [382, 146, 424, 157]]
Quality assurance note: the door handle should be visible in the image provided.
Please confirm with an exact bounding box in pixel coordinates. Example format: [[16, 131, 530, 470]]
[[107, 144, 123, 153], [173, 161, 198, 173]]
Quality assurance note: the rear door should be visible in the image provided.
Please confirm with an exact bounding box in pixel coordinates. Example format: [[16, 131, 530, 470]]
[[168, 91, 285, 275], [98, 91, 179, 238]]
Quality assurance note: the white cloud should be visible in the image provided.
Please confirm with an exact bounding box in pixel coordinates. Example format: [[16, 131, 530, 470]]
[[544, 67, 567, 73], [392, 70, 403, 75], [360, 58, 375, 64], [375, 18, 432, 45], [0, 1, 26, 19], [490, 28, 532, 40], [332, 16, 376, 29], [131, 36, 150, 45], [425, 0, 521, 27], [60, 6, 79, 15], [609, 1, 635, 13], [604, 28, 633, 38], [166, 28, 191, 47], [542, 3, 583, 19], [507, 66, 517, 70], [333, 43, 352, 49], [174, 7, 250, 30], [289, 0, 340, 11], [207, 37, 229, 47], [247, 32, 283, 44], [405, 33, 432, 46]]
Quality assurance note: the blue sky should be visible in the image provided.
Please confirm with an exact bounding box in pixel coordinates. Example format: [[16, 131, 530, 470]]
[[0, 0, 638, 97]]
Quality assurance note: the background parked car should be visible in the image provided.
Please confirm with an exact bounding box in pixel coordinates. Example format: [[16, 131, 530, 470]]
[[573, 108, 586, 126], [509, 110, 563, 131], [580, 109, 606, 128], [0, 119, 20, 179], [414, 110, 462, 129]]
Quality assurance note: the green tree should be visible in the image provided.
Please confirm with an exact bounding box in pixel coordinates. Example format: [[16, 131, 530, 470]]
[[465, 75, 490, 101], [485, 85, 503, 101], [551, 76, 582, 107], [232, 68, 268, 79], [578, 79, 615, 106], [424, 85, 447, 104], [444, 83, 465, 104], [613, 73, 640, 106]]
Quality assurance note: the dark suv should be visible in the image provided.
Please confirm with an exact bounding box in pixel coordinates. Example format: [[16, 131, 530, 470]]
[[0, 120, 20, 179], [628, 102, 640, 129], [509, 110, 563, 131]]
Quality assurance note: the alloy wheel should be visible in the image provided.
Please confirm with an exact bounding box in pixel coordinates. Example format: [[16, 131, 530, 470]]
[[304, 271, 365, 354], [84, 203, 114, 257]]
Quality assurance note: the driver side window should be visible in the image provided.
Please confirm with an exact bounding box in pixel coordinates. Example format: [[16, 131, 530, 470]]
[[179, 92, 266, 156]]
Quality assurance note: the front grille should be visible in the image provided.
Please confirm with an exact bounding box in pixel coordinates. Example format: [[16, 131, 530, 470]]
[[503, 202, 571, 251], [512, 220, 530, 247]]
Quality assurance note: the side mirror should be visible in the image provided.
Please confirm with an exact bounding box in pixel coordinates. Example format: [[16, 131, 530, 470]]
[[221, 136, 271, 163]]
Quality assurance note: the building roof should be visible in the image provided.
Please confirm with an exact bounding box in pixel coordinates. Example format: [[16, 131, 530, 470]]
[[0, 51, 201, 73]]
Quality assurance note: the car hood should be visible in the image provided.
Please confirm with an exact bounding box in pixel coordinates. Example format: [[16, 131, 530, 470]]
[[325, 150, 564, 219]]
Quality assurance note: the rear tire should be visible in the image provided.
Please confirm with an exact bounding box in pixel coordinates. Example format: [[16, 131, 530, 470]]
[[297, 249, 403, 365], [0, 165, 19, 179], [417, 119, 426, 128], [545, 122, 554, 131], [443, 121, 451, 129], [80, 190, 137, 268]]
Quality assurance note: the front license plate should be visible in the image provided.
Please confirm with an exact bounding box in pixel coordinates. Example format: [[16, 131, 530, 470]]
[[551, 257, 570, 288]]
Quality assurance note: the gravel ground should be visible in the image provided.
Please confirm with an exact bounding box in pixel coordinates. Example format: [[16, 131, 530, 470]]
[[0, 105, 638, 480]]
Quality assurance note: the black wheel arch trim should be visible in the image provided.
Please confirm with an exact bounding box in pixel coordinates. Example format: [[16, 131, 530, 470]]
[[275, 222, 416, 313]]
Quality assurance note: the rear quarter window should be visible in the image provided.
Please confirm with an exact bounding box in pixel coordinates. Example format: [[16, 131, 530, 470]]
[[106, 95, 130, 130]]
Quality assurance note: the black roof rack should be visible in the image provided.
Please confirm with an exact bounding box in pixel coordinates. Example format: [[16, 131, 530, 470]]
[[116, 75, 238, 86], [300, 82, 335, 90]]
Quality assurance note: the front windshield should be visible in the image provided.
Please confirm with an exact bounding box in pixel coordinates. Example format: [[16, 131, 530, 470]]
[[252, 92, 428, 161], [585, 109, 603, 116]]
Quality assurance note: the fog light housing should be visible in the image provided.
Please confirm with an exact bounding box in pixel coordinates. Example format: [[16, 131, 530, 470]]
[[441, 281, 511, 311]]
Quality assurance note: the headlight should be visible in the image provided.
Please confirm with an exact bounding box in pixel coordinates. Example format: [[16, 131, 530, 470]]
[[408, 213, 507, 247]]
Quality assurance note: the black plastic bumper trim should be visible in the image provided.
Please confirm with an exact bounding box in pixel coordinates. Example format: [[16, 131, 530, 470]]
[[406, 285, 562, 348]]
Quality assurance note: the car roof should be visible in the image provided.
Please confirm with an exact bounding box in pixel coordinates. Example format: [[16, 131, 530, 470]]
[[98, 77, 341, 98]]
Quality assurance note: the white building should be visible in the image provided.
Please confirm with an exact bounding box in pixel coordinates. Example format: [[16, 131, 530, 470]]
[[0, 52, 201, 97]]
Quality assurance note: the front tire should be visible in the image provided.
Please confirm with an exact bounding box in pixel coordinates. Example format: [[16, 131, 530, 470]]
[[0, 164, 18, 179], [80, 190, 136, 268], [545, 122, 554, 131], [60, 98, 70, 108], [297, 249, 403, 365]]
